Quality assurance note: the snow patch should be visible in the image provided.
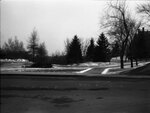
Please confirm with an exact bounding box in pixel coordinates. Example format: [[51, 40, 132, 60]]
[[101, 68, 110, 74], [76, 68, 92, 73]]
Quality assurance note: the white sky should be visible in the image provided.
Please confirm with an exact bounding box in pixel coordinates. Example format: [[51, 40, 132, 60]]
[[0, 0, 147, 55]]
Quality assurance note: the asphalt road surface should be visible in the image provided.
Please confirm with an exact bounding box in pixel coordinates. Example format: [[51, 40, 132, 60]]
[[1, 74, 150, 113]]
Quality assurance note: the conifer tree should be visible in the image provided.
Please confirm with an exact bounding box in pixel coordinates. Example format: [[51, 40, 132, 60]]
[[94, 33, 110, 62], [86, 38, 95, 61], [27, 29, 39, 62], [66, 35, 82, 64], [37, 42, 48, 59]]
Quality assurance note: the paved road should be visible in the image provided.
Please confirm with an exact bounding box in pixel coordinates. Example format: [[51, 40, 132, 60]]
[[1, 74, 150, 113]]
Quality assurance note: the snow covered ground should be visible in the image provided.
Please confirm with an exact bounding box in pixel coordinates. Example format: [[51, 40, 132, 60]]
[[1, 58, 150, 75], [0, 59, 29, 63]]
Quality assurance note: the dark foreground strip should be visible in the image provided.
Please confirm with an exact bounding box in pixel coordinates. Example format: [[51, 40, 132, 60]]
[[1, 94, 86, 106], [1, 86, 109, 91], [1, 72, 150, 81]]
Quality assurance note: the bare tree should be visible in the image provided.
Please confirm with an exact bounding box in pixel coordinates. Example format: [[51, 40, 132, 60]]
[[137, 1, 150, 27], [64, 38, 70, 55], [126, 18, 141, 67], [137, 2, 150, 17], [101, 1, 141, 68], [81, 38, 90, 58]]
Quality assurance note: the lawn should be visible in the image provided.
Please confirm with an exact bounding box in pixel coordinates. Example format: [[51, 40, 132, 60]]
[[120, 63, 150, 75]]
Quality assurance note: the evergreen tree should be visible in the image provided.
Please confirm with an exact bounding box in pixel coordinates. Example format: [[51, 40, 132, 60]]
[[137, 29, 147, 59], [86, 38, 95, 61], [94, 33, 110, 62], [145, 31, 150, 58], [27, 29, 39, 62], [129, 28, 150, 60], [37, 42, 48, 59], [32, 42, 52, 68], [127, 33, 140, 60], [66, 35, 82, 64]]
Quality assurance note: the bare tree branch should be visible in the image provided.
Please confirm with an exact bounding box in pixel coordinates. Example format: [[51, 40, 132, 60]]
[[137, 2, 150, 27], [101, 0, 141, 68]]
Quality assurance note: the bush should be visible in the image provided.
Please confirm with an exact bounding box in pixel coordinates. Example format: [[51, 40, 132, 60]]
[[31, 61, 52, 68]]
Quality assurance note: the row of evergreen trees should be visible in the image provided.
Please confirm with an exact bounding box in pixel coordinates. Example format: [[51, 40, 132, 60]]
[[66, 33, 111, 64]]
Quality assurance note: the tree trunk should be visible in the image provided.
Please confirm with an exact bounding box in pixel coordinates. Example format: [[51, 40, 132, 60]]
[[135, 59, 138, 66], [125, 56, 127, 62], [130, 57, 133, 68], [32, 49, 35, 62], [130, 43, 134, 68], [120, 55, 124, 69]]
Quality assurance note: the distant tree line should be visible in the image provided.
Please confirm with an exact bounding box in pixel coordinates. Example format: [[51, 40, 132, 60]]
[[0, 36, 28, 59], [1, 27, 150, 67], [126, 28, 150, 62], [0, 32, 111, 65], [0, 29, 51, 68]]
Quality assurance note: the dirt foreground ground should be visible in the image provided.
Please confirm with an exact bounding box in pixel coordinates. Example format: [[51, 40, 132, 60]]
[[1, 73, 150, 113]]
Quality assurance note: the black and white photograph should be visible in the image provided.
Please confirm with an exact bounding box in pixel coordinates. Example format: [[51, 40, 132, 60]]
[[0, 0, 150, 113]]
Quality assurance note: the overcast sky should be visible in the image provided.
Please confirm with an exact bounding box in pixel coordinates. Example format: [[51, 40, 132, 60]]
[[0, 0, 147, 55]]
